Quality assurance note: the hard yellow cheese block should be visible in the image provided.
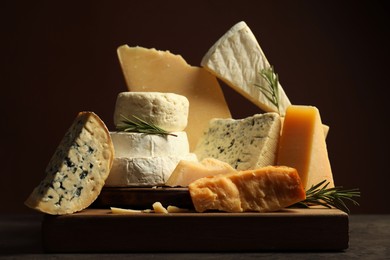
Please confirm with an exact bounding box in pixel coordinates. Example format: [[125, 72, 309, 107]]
[[117, 45, 232, 151], [277, 105, 334, 190]]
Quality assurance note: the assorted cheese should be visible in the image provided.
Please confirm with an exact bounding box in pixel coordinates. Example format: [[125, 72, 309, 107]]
[[194, 113, 281, 170], [201, 21, 291, 116], [189, 166, 306, 213], [25, 112, 114, 215], [113, 92, 189, 132], [277, 105, 334, 190], [26, 21, 338, 215], [165, 158, 237, 187], [117, 45, 232, 151], [105, 154, 197, 187]]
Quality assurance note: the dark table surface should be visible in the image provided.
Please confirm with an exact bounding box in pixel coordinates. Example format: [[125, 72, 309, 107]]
[[0, 213, 389, 259]]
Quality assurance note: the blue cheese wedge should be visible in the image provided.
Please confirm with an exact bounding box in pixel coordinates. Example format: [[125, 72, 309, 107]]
[[24, 112, 114, 215], [201, 21, 291, 116], [194, 113, 281, 170]]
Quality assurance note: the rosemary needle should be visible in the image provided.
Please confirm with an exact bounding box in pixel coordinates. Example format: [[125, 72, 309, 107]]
[[254, 66, 280, 113], [116, 114, 177, 137], [292, 180, 361, 214]]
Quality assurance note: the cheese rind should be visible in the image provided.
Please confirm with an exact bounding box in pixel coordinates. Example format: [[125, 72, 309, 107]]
[[110, 131, 189, 158], [25, 112, 114, 215], [105, 154, 198, 187], [165, 158, 237, 187], [277, 105, 334, 189], [188, 166, 306, 213], [117, 45, 232, 151], [113, 92, 189, 132], [201, 21, 291, 116], [194, 113, 281, 170]]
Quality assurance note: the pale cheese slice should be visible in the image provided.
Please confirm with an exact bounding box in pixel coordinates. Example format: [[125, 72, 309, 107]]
[[165, 158, 237, 187], [117, 45, 232, 151], [276, 105, 334, 190], [201, 21, 291, 116]]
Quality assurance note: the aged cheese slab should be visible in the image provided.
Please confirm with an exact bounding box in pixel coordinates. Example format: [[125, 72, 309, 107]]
[[277, 105, 334, 189], [117, 45, 232, 151], [42, 208, 349, 252]]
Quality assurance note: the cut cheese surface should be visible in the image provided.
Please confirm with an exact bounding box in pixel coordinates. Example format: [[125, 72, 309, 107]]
[[165, 158, 237, 187], [201, 21, 291, 116], [117, 45, 232, 151], [188, 166, 306, 213], [113, 92, 189, 132], [25, 112, 114, 215], [110, 131, 190, 158], [277, 105, 334, 190], [194, 113, 281, 170]]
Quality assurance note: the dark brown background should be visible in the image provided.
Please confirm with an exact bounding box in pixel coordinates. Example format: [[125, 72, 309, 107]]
[[1, 1, 388, 214]]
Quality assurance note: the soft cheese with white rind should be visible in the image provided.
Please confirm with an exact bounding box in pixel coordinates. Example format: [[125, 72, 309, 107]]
[[25, 112, 114, 215], [113, 92, 189, 132], [201, 21, 291, 116], [194, 113, 281, 170], [110, 131, 189, 158], [105, 154, 198, 187]]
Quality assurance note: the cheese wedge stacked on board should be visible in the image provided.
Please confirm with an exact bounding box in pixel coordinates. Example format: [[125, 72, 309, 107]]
[[106, 92, 197, 187]]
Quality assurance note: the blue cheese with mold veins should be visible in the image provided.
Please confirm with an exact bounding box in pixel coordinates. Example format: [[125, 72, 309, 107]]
[[24, 112, 114, 215], [194, 113, 281, 170]]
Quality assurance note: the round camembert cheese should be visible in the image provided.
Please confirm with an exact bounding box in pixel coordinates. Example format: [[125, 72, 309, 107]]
[[113, 92, 189, 132], [110, 131, 189, 157], [105, 154, 198, 187]]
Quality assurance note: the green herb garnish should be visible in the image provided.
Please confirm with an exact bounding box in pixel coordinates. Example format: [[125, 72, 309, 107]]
[[254, 66, 280, 113], [116, 114, 177, 137], [292, 180, 361, 213]]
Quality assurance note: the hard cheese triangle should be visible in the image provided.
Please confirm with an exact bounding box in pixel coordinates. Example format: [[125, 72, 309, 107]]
[[201, 21, 291, 116], [117, 45, 232, 151], [277, 105, 334, 190]]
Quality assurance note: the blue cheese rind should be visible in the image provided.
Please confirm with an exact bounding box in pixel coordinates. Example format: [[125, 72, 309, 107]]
[[194, 113, 281, 170], [24, 112, 114, 215]]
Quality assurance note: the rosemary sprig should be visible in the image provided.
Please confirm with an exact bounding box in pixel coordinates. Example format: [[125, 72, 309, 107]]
[[254, 66, 280, 113], [116, 114, 177, 137], [292, 180, 361, 213]]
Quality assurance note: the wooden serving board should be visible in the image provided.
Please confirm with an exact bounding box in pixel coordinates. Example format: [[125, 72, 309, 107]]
[[42, 208, 349, 252]]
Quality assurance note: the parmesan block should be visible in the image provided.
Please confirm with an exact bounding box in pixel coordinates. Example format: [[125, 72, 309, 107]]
[[25, 112, 114, 215], [165, 158, 237, 187], [201, 21, 291, 116], [110, 131, 189, 158], [105, 154, 198, 187], [277, 105, 334, 190], [194, 113, 281, 170], [189, 166, 306, 213], [117, 45, 232, 151], [113, 92, 189, 132]]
